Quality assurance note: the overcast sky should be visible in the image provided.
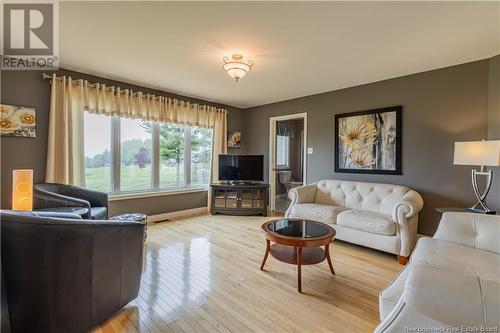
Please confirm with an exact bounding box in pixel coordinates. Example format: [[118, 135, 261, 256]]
[[84, 113, 149, 157]]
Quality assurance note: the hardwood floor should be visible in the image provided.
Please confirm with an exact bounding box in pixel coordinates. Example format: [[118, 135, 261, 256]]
[[92, 214, 402, 333]]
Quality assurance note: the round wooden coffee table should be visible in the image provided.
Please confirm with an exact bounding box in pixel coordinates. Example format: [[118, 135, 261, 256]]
[[260, 218, 336, 292]]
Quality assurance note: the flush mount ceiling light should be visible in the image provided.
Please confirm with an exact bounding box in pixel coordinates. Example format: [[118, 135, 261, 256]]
[[222, 54, 254, 82]]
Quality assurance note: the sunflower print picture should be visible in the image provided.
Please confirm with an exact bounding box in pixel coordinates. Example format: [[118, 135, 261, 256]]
[[335, 106, 402, 174], [0, 104, 36, 137]]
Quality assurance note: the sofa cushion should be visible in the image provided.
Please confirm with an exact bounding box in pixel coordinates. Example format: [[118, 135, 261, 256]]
[[90, 207, 107, 220], [337, 209, 396, 236], [403, 263, 500, 328], [288, 203, 349, 225], [411, 237, 500, 282]]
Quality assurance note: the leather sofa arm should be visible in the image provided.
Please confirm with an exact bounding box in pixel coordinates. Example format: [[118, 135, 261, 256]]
[[2, 210, 82, 220], [402, 264, 499, 328], [392, 190, 424, 222], [35, 187, 91, 211], [64, 186, 109, 209]]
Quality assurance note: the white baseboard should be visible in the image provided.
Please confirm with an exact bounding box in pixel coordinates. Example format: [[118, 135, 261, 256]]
[[147, 207, 207, 223]]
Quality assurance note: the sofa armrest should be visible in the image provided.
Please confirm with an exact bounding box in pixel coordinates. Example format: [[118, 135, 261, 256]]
[[288, 183, 317, 204], [433, 212, 500, 254], [64, 186, 108, 209], [1, 210, 82, 220], [392, 190, 424, 222], [402, 264, 499, 328], [285, 183, 317, 217], [34, 187, 91, 214]]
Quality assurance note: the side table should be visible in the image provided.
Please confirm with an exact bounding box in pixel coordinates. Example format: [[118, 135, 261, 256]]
[[434, 207, 498, 215]]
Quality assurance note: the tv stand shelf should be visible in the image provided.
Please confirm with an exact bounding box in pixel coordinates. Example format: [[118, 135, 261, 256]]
[[210, 183, 269, 216]]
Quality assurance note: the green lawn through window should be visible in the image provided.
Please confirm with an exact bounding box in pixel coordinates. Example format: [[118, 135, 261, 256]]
[[85, 164, 209, 192]]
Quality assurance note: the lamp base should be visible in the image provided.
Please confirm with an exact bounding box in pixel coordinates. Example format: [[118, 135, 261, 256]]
[[466, 207, 497, 215]]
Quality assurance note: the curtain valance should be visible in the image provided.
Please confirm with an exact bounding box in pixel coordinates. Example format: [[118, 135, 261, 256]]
[[46, 74, 227, 128]]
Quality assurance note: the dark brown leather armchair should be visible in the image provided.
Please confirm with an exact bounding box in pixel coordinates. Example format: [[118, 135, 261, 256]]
[[1, 210, 145, 333], [34, 183, 109, 219]]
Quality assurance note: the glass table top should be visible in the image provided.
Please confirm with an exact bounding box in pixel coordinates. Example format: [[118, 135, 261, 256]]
[[267, 219, 331, 238]]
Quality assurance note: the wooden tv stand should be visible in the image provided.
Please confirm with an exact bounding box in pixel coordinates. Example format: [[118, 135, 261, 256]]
[[210, 183, 269, 216]]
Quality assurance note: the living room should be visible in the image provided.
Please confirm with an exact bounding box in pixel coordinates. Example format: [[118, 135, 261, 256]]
[[1, 1, 499, 333]]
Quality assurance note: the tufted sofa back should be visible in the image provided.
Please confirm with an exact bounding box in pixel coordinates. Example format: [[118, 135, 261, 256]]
[[314, 180, 411, 216]]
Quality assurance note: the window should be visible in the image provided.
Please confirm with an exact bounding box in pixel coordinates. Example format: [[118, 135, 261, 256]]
[[84, 113, 112, 192], [191, 127, 212, 185], [159, 123, 185, 187], [120, 118, 152, 191], [83, 111, 213, 194], [276, 135, 290, 167]]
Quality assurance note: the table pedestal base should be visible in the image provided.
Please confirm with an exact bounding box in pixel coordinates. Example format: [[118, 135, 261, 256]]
[[260, 240, 335, 292]]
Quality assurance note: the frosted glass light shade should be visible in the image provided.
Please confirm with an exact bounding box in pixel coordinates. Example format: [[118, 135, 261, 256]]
[[12, 169, 33, 211], [223, 62, 251, 81], [454, 140, 500, 166], [222, 54, 254, 81]]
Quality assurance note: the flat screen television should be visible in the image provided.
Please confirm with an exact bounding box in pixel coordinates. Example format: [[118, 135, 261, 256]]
[[218, 155, 264, 182]]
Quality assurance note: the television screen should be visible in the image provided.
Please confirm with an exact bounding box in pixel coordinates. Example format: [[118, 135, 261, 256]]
[[218, 155, 264, 181]]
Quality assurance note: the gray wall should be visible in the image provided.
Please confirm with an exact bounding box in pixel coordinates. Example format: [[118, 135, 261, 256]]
[[487, 55, 500, 211], [244, 59, 492, 235], [0, 69, 245, 215]]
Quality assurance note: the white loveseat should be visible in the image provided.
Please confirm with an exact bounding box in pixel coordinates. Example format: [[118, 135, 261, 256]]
[[376, 212, 500, 332], [285, 180, 424, 263]]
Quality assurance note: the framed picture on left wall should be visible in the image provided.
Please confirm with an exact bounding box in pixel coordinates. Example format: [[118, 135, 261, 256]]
[[0, 104, 36, 138]]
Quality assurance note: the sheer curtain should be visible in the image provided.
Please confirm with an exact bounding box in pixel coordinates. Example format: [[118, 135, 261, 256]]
[[46, 74, 227, 207]]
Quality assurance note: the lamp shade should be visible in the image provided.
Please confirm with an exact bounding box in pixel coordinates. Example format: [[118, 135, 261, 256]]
[[453, 140, 500, 166], [12, 169, 33, 211]]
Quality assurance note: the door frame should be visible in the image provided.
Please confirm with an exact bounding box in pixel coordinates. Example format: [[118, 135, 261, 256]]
[[268, 112, 308, 213]]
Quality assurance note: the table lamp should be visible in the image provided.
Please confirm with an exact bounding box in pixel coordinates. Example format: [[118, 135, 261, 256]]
[[12, 169, 33, 211], [453, 140, 500, 214]]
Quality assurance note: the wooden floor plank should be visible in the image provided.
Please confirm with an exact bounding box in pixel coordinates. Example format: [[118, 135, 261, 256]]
[[93, 214, 401, 333]]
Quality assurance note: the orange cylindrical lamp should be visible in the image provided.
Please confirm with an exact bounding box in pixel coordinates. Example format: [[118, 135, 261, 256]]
[[12, 169, 33, 211]]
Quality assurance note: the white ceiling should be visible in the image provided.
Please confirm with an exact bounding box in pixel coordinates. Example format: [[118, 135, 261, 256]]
[[59, 2, 500, 108]]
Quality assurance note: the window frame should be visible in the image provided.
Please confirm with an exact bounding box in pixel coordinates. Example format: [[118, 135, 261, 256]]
[[84, 114, 212, 196]]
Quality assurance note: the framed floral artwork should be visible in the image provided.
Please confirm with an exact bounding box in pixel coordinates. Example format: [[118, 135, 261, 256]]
[[0, 104, 36, 138], [334, 106, 402, 175], [228, 130, 241, 148]]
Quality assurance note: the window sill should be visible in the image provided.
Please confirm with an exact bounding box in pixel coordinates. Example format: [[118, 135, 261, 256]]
[[108, 186, 208, 201]]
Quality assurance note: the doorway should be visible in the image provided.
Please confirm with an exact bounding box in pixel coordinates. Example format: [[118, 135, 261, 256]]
[[269, 113, 307, 214]]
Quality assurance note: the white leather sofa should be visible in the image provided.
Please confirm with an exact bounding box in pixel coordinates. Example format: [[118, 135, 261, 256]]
[[285, 180, 424, 263], [376, 212, 500, 332]]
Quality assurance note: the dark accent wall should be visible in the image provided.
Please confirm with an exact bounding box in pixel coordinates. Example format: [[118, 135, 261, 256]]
[[244, 59, 493, 235], [0, 69, 246, 215]]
